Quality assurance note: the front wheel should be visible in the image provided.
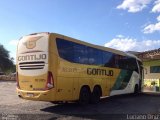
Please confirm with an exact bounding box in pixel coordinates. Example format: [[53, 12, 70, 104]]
[[134, 84, 139, 94]]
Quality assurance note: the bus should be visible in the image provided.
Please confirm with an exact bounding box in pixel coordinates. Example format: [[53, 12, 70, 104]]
[[16, 32, 143, 104]]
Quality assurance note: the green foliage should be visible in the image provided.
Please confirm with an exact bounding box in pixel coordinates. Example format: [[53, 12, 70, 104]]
[[0, 44, 14, 72], [5, 64, 16, 75]]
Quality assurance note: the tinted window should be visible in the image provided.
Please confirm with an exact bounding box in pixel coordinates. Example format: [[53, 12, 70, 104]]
[[87, 47, 103, 65], [56, 38, 74, 62], [56, 38, 138, 70], [73, 43, 88, 64], [102, 51, 115, 67], [127, 57, 138, 71], [118, 57, 138, 71], [56, 38, 103, 65], [150, 66, 160, 73]]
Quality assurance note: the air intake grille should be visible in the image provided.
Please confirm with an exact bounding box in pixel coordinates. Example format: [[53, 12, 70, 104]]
[[19, 61, 45, 70]]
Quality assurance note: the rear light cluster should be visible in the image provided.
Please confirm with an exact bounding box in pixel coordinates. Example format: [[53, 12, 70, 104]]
[[45, 71, 54, 90]]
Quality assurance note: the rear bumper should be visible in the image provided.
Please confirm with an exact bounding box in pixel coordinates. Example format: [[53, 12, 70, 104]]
[[16, 88, 56, 101]]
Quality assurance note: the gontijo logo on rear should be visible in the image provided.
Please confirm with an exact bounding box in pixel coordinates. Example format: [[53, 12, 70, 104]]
[[23, 36, 42, 49], [17, 35, 48, 62]]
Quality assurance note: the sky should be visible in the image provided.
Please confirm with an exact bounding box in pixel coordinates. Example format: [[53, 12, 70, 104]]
[[0, 0, 160, 62]]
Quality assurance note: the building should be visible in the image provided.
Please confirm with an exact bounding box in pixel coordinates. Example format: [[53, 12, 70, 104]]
[[137, 48, 160, 92]]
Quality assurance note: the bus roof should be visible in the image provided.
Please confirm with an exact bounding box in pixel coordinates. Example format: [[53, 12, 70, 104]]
[[27, 32, 141, 61]]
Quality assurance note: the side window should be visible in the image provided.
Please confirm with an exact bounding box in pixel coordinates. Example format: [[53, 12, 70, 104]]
[[117, 56, 126, 69], [115, 55, 123, 68], [56, 38, 74, 62], [124, 57, 138, 71], [73, 43, 88, 64], [87, 47, 102, 65], [150, 66, 160, 73], [129, 58, 138, 72], [117, 56, 138, 71], [102, 51, 115, 68]]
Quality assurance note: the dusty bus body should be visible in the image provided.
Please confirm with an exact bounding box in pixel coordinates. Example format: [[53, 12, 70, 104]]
[[17, 32, 143, 104]]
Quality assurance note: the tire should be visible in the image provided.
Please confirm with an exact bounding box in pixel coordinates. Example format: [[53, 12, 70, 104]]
[[79, 87, 91, 105], [90, 86, 101, 104], [134, 84, 139, 95]]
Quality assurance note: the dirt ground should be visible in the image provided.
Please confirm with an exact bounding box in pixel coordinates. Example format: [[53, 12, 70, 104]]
[[1, 81, 160, 120]]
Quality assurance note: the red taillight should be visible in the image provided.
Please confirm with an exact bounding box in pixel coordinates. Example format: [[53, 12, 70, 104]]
[[45, 71, 54, 90], [16, 72, 20, 89]]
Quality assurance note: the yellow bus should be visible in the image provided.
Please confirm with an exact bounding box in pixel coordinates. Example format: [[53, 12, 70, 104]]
[[16, 32, 143, 104]]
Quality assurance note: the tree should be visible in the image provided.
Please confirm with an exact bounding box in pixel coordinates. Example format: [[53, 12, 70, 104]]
[[0, 44, 14, 72]]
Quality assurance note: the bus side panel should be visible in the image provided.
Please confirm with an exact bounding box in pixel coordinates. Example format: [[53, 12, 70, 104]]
[[56, 77, 73, 101], [100, 68, 121, 96], [18, 73, 47, 91], [101, 77, 110, 96], [78, 78, 92, 92], [110, 70, 139, 96], [48, 34, 60, 101], [73, 78, 80, 100]]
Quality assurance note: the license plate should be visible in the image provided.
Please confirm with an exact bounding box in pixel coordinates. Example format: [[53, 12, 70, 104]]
[[27, 93, 34, 97]]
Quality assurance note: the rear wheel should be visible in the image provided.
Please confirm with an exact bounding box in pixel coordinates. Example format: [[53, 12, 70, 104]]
[[50, 101, 63, 104], [90, 86, 101, 104], [79, 87, 91, 105]]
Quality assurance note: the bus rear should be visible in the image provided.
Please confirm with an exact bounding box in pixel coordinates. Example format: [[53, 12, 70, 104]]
[[16, 33, 55, 101]]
